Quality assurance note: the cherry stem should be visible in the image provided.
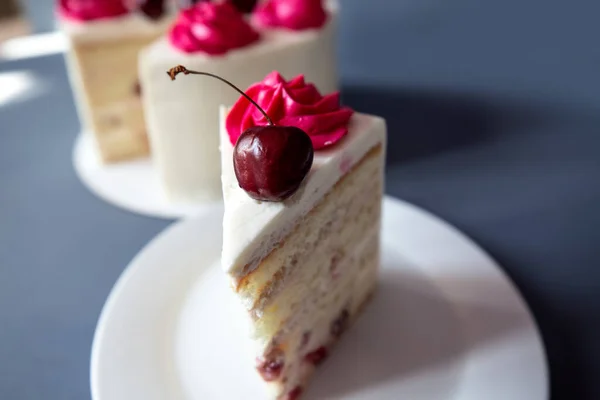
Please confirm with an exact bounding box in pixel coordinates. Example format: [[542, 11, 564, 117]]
[[167, 65, 274, 126]]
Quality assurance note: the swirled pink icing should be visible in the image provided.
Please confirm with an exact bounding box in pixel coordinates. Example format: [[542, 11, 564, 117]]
[[253, 0, 327, 31], [226, 72, 353, 150], [169, 2, 260, 55], [58, 0, 129, 22]]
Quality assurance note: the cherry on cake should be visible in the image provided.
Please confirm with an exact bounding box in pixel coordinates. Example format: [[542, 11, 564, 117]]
[[139, 0, 339, 204], [58, 0, 174, 163], [202, 71, 385, 399]]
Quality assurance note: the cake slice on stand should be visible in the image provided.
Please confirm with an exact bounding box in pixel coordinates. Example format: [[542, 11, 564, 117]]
[[58, 0, 174, 163], [139, 0, 339, 204], [170, 67, 387, 399]]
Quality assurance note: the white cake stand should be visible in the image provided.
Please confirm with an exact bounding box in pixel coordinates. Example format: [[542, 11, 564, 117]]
[[72, 132, 220, 219]]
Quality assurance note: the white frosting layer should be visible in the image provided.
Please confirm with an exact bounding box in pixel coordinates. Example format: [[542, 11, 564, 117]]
[[139, 8, 339, 204], [59, 13, 174, 43], [219, 109, 387, 277]]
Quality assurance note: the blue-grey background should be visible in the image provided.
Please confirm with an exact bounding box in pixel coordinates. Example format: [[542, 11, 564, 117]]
[[2, 0, 599, 399]]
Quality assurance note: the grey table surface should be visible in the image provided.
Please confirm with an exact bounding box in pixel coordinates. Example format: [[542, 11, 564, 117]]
[[1, 0, 600, 399]]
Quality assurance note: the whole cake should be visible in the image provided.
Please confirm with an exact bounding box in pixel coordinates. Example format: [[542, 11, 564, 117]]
[[58, 0, 174, 163], [139, 0, 339, 203], [212, 72, 387, 398]]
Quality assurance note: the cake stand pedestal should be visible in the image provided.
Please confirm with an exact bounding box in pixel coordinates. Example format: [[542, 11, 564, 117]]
[[72, 132, 219, 219]]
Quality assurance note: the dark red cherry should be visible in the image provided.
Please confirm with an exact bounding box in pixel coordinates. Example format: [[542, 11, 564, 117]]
[[165, 66, 311, 202], [138, 0, 165, 20], [233, 125, 314, 202], [229, 0, 258, 13]]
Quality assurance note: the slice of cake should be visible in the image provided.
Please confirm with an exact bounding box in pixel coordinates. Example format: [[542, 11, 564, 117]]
[[139, 0, 338, 203], [58, 0, 173, 163], [217, 72, 387, 399]]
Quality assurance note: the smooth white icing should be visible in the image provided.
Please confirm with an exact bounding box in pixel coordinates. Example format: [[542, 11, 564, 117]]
[[59, 13, 174, 43], [219, 109, 387, 277], [139, 8, 339, 204]]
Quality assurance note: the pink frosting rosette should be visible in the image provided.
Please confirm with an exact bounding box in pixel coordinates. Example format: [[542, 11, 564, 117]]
[[226, 72, 353, 150], [58, 0, 130, 21], [169, 2, 261, 55], [253, 0, 327, 31]]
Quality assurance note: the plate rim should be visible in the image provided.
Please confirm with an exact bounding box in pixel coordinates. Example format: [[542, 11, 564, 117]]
[[72, 132, 220, 220], [89, 213, 180, 399], [90, 195, 549, 400], [89, 204, 225, 399]]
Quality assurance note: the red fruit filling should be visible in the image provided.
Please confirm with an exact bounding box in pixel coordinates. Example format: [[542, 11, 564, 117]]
[[329, 251, 343, 279], [300, 331, 311, 349], [287, 386, 303, 400], [133, 80, 142, 97], [256, 348, 284, 381], [304, 346, 329, 366], [331, 309, 350, 338]]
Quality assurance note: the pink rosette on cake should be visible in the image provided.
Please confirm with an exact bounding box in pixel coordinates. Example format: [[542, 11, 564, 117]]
[[226, 72, 353, 149], [253, 0, 327, 30], [58, 0, 130, 21], [169, 2, 261, 55]]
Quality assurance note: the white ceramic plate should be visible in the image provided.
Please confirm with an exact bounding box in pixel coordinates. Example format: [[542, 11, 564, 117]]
[[73, 132, 218, 219], [90, 196, 548, 400]]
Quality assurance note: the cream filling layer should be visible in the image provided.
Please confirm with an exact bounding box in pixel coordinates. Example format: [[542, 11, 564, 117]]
[[255, 230, 380, 398], [255, 223, 380, 340]]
